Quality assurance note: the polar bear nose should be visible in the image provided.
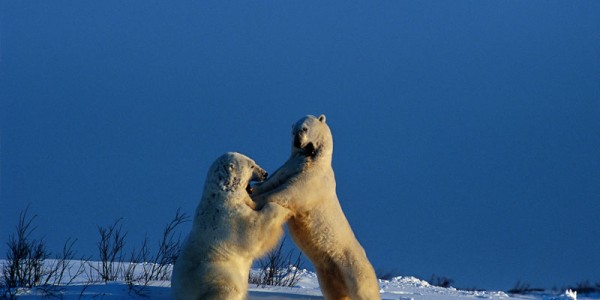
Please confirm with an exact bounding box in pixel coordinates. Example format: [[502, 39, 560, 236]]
[[253, 168, 268, 182]]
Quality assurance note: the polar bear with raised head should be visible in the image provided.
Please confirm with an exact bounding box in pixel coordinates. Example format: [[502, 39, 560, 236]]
[[171, 152, 291, 300], [252, 115, 380, 300]]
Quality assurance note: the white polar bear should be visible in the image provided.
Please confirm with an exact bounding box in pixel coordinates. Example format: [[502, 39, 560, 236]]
[[171, 152, 291, 300], [252, 115, 380, 300]]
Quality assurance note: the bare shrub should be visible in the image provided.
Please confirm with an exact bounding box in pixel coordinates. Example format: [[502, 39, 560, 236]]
[[1, 208, 89, 299], [1, 207, 189, 298], [565, 280, 600, 295], [144, 208, 189, 281], [508, 281, 544, 294], [124, 240, 144, 287], [42, 240, 95, 299], [249, 237, 304, 287], [429, 274, 454, 288], [124, 209, 189, 296], [1, 207, 50, 297], [92, 218, 127, 282]]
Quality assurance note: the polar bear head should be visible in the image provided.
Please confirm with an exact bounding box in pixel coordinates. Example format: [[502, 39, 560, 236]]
[[209, 152, 268, 194], [291, 114, 333, 159]]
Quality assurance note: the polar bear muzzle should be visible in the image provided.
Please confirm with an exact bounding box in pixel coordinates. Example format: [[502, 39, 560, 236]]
[[247, 166, 267, 194], [251, 167, 268, 183], [294, 134, 316, 157]]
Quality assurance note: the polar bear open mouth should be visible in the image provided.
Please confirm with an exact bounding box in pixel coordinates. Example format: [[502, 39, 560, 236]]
[[303, 142, 316, 157], [246, 179, 263, 195], [246, 183, 254, 195]]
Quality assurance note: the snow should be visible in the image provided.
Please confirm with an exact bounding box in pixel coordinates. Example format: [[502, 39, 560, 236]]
[[3, 260, 598, 299]]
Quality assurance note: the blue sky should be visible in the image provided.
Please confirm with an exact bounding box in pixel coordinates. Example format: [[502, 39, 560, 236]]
[[1, 1, 599, 291]]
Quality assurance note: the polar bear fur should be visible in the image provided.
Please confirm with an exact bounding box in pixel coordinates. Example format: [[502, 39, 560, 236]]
[[252, 115, 380, 300], [171, 152, 291, 300]]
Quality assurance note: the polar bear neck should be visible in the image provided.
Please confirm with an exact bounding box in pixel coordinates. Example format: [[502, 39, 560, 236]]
[[201, 181, 250, 209], [313, 131, 333, 163], [220, 176, 242, 192]]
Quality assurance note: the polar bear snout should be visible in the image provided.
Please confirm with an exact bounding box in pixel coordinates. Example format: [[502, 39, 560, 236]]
[[247, 167, 267, 195], [258, 169, 268, 181], [252, 167, 268, 182]]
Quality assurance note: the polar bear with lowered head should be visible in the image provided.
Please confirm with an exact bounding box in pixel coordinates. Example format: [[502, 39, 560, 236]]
[[172, 152, 291, 300], [252, 115, 380, 300]]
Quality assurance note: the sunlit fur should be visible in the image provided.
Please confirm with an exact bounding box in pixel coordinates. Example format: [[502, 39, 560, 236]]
[[172, 152, 291, 300], [252, 115, 380, 300]]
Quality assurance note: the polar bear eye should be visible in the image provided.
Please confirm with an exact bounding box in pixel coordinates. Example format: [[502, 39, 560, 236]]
[[302, 127, 308, 133]]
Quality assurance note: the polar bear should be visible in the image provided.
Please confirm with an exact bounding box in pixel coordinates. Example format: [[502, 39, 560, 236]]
[[252, 115, 380, 300], [171, 152, 291, 300]]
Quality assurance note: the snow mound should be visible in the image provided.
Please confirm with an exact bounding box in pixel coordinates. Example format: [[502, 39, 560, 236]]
[[2, 260, 599, 299], [386, 276, 432, 287], [378, 276, 512, 300]]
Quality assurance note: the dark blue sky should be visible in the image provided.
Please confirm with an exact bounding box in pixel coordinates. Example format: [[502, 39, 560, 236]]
[[1, 1, 599, 291]]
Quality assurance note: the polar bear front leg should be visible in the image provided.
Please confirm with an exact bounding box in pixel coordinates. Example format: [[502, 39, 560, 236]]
[[249, 202, 291, 254], [251, 167, 289, 196], [251, 157, 306, 196], [251, 181, 301, 212]]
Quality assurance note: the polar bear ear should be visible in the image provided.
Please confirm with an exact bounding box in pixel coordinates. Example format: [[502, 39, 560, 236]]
[[318, 114, 326, 123]]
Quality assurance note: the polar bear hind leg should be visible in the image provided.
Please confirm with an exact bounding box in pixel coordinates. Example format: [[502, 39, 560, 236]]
[[197, 284, 244, 300], [314, 264, 351, 300]]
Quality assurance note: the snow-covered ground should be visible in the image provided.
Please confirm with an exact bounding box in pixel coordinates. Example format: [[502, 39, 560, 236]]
[[2, 260, 596, 300]]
